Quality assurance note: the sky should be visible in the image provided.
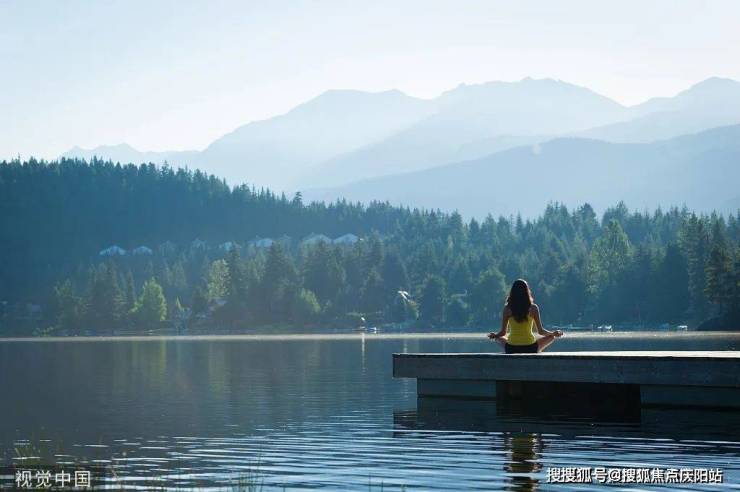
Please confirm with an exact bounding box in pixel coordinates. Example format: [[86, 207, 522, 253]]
[[2, 0, 740, 161]]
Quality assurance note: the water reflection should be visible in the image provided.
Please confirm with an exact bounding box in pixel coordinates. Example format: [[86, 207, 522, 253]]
[[397, 395, 740, 441], [503, 432, 543, 492], [395, 396, 740, 490], [1, 333, 738, 490]]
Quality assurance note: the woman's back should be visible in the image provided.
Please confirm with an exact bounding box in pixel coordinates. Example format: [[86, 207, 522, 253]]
[[488, 279, 564, 352], [507, 313, 536, 345]]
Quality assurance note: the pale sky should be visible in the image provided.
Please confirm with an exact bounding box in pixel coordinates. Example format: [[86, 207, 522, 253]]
[[2, 0, 739, 161]]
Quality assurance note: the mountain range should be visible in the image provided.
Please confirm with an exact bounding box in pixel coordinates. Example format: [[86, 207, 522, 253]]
[[306, 125, 740, 218], [63, 143, 199, 168], [63, 76, 740, 217]]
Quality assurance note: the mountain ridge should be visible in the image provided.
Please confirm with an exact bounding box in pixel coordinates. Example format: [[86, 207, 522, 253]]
[[303, 124, 740, 219], [61, 77, 740, 195]]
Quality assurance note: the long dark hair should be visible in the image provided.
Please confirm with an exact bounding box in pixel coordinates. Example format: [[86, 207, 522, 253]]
[[506, 279, 533, 322]]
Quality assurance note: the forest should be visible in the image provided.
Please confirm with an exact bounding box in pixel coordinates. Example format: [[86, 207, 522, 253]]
[[0, 157, 738, 335]]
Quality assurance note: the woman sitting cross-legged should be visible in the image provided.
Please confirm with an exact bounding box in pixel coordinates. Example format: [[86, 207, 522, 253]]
[[487, 279, 563, 353]]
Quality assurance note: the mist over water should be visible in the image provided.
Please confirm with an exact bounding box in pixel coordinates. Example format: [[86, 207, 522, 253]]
[[1, 332, 739, 490]]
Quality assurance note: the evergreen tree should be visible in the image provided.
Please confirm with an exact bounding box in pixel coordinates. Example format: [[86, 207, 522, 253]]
[[191, 285, 209, 315], [124, 270, 136, 313], [680, 214, 711, 318], [589, 219, 632, 293], [627, 245, 656, 322], [653, 243, 690, 322], [290, 288, 320, 322], [364, 235, 384, 273], [133, 278, 167, 328], [447, 258, 473, 295], [445, 296, 470, 327], [469, 267, 507, 325], [380, 250, 409, 297], [3, 157, 738, 333], [225, 247, 247, 304], [88, 262, 125, 332], [705, 245, 733, 313], [419, 275, 447, 326], [170, 260, 188, 300], [206, 260, 229, 301], [258, 243, 297, 322], [360, 268, 386, 315], [728, 247, 740, 316], [52, 280, 86, 333], [469, 218, 481, 244], [303, 242, 345, 305]]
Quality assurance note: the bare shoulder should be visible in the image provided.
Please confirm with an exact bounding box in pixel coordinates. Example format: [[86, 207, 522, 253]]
[[529, 304, 540, 315], [503, 305, 512, 316]]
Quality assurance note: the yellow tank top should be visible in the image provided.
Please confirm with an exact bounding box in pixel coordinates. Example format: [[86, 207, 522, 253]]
[[507, 314, 536, 345]]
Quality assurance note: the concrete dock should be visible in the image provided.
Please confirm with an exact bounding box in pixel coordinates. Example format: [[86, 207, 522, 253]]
[[393, 351, 740, 409]]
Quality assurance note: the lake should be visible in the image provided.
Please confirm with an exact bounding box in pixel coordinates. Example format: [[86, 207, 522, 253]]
[[2, 332, 740, 490]]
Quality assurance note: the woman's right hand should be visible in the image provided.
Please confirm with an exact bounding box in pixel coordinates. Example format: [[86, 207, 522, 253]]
[[487, 332, 498, 339]]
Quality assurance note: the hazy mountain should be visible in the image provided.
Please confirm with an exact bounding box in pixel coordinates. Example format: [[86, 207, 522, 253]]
[[302, 78, 630, 188], [62, 77, 740, 193], [578, 77, 740, 142], [196, 89, 434, 190], [305, 125, 740, 219], [62, 143, 198, 167]]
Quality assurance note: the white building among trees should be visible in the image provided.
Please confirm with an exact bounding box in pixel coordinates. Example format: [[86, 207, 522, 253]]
[[219, 241, 236, 252], [132, 246, 153, 255], [301, 233, 332, 246], [250, 237, 274, 248], [99, 245, 126, 256], [191, 238, 207, 250]]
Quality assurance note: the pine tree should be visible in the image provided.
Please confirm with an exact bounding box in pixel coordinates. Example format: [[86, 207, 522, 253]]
[[653, 243, 690, 322], [380, 250, 409, 297], [447, 258, 472, 295], [419, 275, 447, 326], [730, 247, 740, 315], [469, 267, 507, 325], [303, 242, 345, 305], [364, 235, 384, 273], [52, 279, 86, 333], [680, 214, 710, 318], [549, 262, 587, 324], [445, 296, 470, 327], [226, 247, 247, 304], [191, 285, 209, 315], [258, 243, 298, 322], [88, 262, 125, 332], [588, 219, 632, 293], [705, 245, 733, 313], [360, 268, 386, 315], [170, 260, 188, 300], [124, 270, 136, 313]]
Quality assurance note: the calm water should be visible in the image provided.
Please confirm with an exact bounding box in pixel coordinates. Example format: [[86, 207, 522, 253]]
[[1, 332, 740, 490]]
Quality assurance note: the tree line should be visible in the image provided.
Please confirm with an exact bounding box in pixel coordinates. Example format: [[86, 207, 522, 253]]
[[0, 158, 738, 335]]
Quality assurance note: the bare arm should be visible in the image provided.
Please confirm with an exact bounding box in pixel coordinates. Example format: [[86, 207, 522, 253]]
[[488, 306, 510, 339], [531, 304, 562, 337]]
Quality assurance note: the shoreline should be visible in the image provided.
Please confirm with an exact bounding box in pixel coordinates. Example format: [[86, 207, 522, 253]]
[[1, 331, 739, 343]]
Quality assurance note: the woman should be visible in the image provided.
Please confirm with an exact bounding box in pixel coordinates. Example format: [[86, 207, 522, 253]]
[[488, 279, 563, 353]]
